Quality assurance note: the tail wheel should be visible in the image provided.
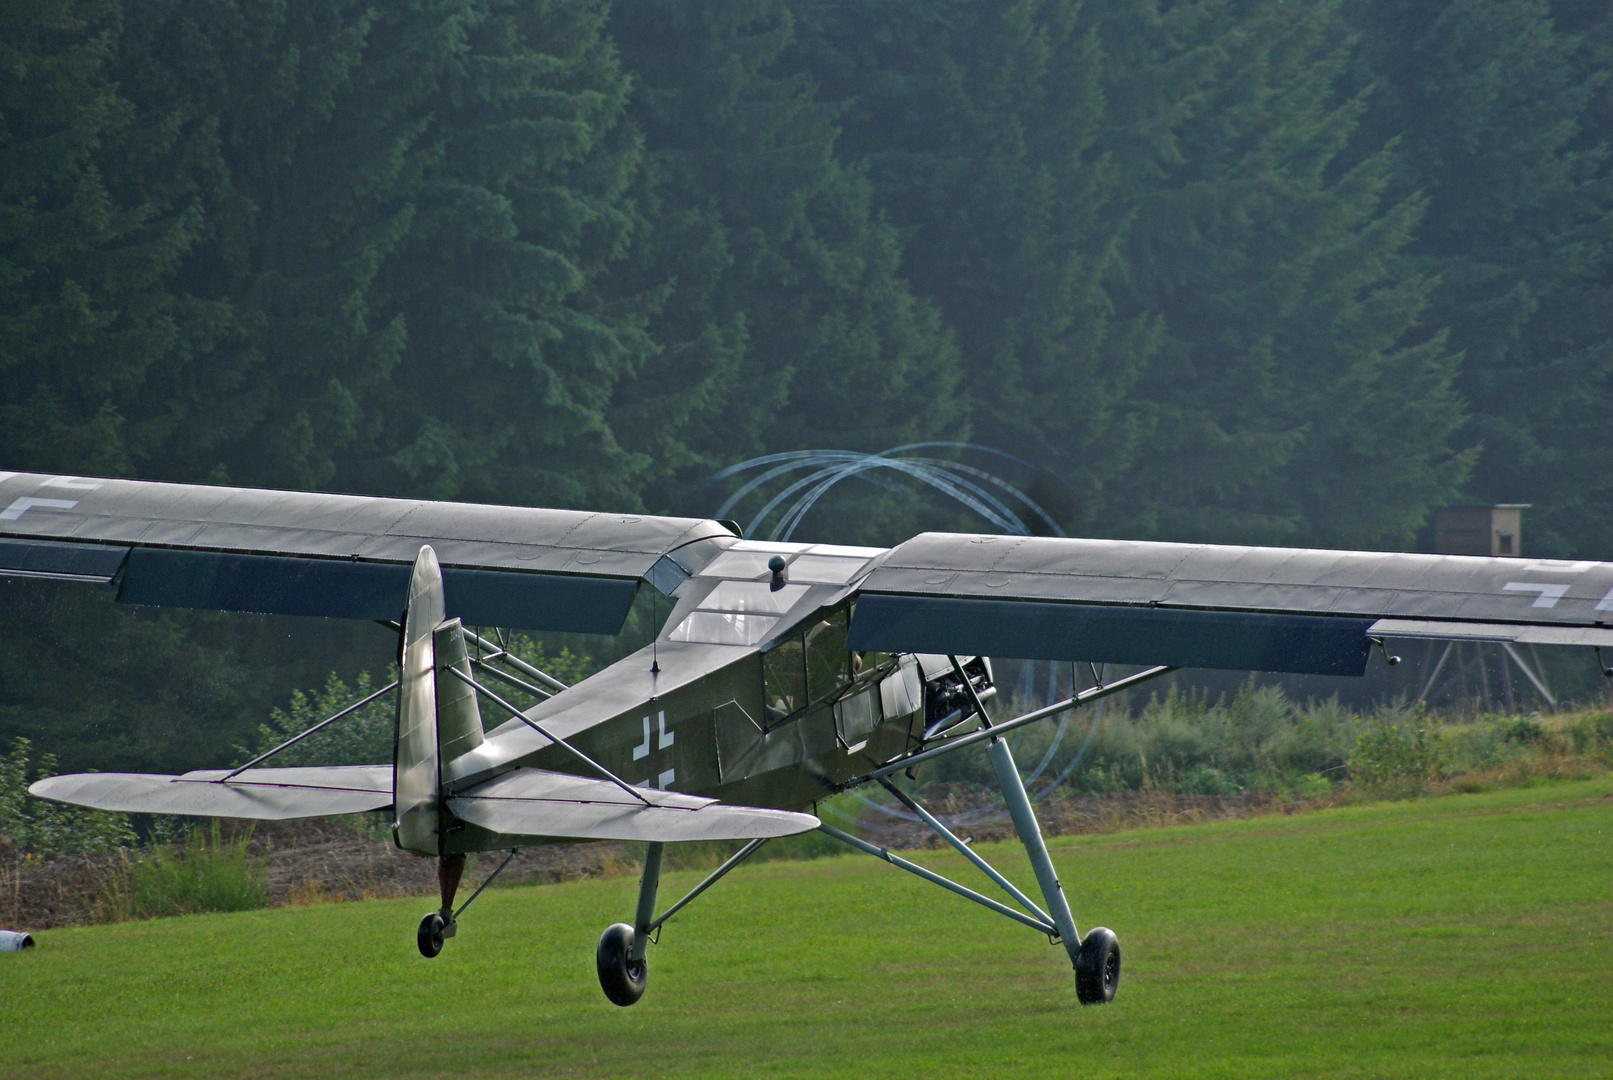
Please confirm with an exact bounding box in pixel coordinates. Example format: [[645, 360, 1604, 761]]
[[596, 922, 647, 1006], [418, 912, 445, 958], [1075, 926, 1120, 1005]]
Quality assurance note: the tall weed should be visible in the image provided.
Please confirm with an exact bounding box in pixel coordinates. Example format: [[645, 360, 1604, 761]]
[[102, 822, 267, 920]]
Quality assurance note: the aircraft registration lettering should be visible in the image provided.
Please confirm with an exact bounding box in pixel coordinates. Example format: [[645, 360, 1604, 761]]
[[1503, 582, 1570, 608]]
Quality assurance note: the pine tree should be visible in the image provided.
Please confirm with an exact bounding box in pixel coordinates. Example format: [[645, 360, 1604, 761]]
[[0, 0, 222, 476], [1346, 0, 1613, 556], [1100, 0, 1470, 547], [606, 0, 967, 533], [353, 0, 657, 508], [787, 0, 1152, 531]]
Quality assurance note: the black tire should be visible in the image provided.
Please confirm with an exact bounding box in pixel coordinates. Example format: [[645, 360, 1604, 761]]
[[1075, 926, 1120, 1005], [418, 912, 445, 958], [596, 922, 647, 1006]]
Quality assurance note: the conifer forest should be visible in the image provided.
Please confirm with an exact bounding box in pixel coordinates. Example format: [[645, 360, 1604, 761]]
[[2, 1, 1610, 773]]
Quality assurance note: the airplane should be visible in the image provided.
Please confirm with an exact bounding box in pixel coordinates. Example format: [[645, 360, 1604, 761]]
[[6, 469, 1612, 1006]]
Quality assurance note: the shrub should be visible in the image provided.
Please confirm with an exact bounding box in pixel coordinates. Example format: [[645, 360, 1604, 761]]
[[1349, 702, 1440, 789]]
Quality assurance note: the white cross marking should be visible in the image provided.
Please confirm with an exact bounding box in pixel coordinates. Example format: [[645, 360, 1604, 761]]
[[658, 768, 676, 789], [1519, 560, 1596, 573], [632, 716, 651, 761], [0, 473, 17, 485], [0, 497, 78, 521], [656, 710, 674, 750], [1596, 587, 1613, 612], [40, 476, 103, 491], [1503, 582, 1570, 608]]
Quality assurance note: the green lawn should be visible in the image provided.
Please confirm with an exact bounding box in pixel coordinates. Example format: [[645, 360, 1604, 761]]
[[3, 778, 1610, 1079]]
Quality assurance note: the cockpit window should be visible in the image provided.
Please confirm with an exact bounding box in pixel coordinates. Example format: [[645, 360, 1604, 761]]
[[669, 580, 808, 645], [762, 637, 806, 724], [805, 607, 851, 701], [668, 611, 779, 646], [698, 581, 807, 613], [759, 602, 852, 726], [697, 542, 879, 584]]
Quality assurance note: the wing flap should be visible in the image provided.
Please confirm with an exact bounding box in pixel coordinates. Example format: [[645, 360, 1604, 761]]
[[1369, 618, 1613, 648], [28, 765, 392, 820], [448, 768, 818, 842]]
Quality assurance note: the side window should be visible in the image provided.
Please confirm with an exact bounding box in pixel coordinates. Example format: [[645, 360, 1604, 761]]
[[762, 637, 805, 726], [805, 607, 850, 702]]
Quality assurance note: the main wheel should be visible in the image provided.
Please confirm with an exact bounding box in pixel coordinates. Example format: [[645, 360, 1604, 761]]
[[1075, 926, 1120, 1004], [596, 922, 647, 1006], [418, 912, 445, 958]]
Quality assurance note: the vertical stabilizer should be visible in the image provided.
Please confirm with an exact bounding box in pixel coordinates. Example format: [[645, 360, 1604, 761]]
[[394, 546, 445, 854]]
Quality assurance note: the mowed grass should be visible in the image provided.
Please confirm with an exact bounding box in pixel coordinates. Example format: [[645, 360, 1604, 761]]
[[2, 779, 1610, 1080]]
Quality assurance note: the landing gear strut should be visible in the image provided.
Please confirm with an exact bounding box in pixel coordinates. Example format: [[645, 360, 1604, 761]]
[[598, 842, 662, 1005], [417, 853, 465, 958], [988, 720, 1121, 1005]]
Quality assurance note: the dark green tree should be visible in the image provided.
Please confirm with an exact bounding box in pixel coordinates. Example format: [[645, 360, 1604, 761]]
[[1101, 0, 1471, 547], [606, 0, 967, 534], [1346, 0, 1613, 556], [793, 0, 1471, 547], [0, 0, 228, 477], [787, 0, 1154, 531]]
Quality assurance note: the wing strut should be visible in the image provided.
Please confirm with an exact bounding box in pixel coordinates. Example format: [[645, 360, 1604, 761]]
[[816, 823, 1057, 935], [218, 679, 399, 782], [875, 777, 1051, 926], [848, 664, 1174, 786]]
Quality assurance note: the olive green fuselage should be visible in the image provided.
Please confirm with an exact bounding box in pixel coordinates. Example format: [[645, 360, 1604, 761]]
[[435, 623, 924, 856]]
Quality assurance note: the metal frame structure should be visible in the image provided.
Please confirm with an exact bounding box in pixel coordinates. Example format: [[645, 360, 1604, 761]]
[[630, 662, 1173, 968]]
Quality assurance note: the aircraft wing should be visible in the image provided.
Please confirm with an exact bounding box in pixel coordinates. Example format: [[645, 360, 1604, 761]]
[[28, 765, 393, 819], [448, 768, 820, 842], [0, 471, 734, 632], [847, 533, 1613, 675]]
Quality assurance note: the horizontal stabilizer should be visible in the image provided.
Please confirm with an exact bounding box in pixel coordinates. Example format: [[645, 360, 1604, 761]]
[[448, 768, 819, 842], [29, 766, 392, 820]]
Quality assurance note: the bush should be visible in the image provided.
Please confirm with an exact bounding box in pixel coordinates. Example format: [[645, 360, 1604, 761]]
[[103, 821, 267, 920], [1568, 713, 1613, 756], [1, 738, 136, 856], [1349, 703, 1440, 789]]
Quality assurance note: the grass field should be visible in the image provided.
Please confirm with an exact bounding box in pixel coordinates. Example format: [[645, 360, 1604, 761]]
[[2, 778, 1609, 1079]]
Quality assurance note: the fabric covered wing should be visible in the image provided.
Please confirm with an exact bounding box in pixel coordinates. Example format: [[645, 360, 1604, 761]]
[[447, 768, 819, 842], [0, 472, 734, 631], [848, 533, 1613, 675], [29, 766, 392, 819]]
